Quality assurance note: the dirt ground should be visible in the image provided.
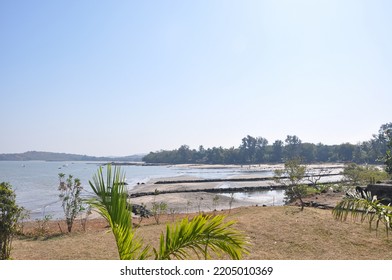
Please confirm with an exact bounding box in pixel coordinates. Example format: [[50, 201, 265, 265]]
[[11, 199, 392, 260]]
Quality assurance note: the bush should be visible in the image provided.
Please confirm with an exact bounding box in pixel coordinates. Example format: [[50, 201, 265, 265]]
[[58, 173, 85, 233], [342, 163, 389, 185], [0, 182, 23, 259]]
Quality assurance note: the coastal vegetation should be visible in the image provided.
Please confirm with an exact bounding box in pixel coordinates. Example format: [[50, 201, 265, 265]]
[[333, 188, 392, 236], [5, 124, 392, 259], [143, 123, 392, 165], [274, 159, 308, 210], [341, 163, 389, 185], [58, 173, 85, 233], [88, 165, 249, 260], [333, 127, 392, 235], [0, 182, 23, 259]]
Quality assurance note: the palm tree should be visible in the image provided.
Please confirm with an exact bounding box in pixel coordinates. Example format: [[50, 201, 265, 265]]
[[333, 188, 392, 236], [88, 165, 249, 260]]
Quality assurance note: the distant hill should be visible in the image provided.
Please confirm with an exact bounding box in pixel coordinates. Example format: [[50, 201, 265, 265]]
[[0, 151, 145, 162]]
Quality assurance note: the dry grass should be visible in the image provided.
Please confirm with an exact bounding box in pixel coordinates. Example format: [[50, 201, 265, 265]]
[[11, 206, 392, 260]]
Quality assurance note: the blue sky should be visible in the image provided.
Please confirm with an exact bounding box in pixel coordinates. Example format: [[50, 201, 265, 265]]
[[1, 0, 391, 156]]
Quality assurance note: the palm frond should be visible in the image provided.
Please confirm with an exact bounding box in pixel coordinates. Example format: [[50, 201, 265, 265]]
[[333, 188, 392, 235], [155, 214, 250, 260], [88, 165, 150, 260]]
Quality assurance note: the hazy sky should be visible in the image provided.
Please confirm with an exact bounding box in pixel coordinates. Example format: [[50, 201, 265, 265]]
[[1, 1, 391, 156]]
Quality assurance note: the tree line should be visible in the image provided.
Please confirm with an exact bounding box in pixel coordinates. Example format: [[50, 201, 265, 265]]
[[143, 123, 392, 165]]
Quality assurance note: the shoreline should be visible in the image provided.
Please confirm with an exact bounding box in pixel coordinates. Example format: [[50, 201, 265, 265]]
[[127, 164, 345, 214]]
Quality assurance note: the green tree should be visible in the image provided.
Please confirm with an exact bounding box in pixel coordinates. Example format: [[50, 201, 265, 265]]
[[88, 165, 249, 260], [315, 143, 331, 162], [383, 128, 392, 175], [0, 182, 23, 259], [300, 143, 316, 163], [240, 135, 257, 164], [341, 163, 389, 186], [336, 143, 355, 162], [58, 173, 85, 233], [271, 140, 284, 163], [274, 159, 307, 210], [284, 135, 302, 160]]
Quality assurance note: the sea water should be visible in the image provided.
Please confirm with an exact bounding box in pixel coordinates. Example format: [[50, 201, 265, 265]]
[[0, 161, 284, 220]]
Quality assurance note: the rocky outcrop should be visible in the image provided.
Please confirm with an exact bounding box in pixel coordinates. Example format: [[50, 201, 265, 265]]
[[366, 181, 392, 204]]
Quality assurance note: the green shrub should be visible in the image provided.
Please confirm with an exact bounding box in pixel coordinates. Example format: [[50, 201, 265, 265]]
[[342, 163, 389, 185], [0, 182, 23, 259]]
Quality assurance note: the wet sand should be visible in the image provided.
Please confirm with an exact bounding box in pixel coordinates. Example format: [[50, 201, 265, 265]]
[[128, 163, 345, 213]]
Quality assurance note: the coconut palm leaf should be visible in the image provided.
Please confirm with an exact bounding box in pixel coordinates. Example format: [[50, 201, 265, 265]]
[[88, 165, 150, 260], [88, 165, 249, 260], [154, 214, 249, 260], [333, 188, 392, 235]]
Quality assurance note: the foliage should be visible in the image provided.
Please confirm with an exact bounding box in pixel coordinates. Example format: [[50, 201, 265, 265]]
[[333, 188, 392, 236], [151, 201, 168, 225], [34, 214, 53, 237], [274, 159, 308, 210], [142, 123, 392, 165], [154, 214, 249, 260], [0, 182, 23, 259], [333, 133, 392, 237], [383, 128, 392, 175], [88, 165, 249, 260], [341, 163, 389, 185], [58, 173, 85, 233], [88, 165, 150, 260]]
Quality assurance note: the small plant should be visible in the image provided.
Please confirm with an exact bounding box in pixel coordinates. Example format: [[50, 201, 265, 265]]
[[333, 188, 392, 236], [168, 208, 178, 222], [0, 182, 24, 259], [15, 208, 30, 236], [80, 205, 92, 232], [58, 173, 85, 232], [228, 193, 235, 214], [34, 214, 53, 237], [151, 201, 168, 225]]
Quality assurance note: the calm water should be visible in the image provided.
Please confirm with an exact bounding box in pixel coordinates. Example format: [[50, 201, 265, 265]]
[[0, 161, 284, 220]]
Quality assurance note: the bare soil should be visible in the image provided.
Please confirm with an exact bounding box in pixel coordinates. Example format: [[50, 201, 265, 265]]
[[11, 201, 392, 260]]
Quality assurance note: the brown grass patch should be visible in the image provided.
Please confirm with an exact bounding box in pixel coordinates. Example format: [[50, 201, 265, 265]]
[[11, 206, 392, 260]]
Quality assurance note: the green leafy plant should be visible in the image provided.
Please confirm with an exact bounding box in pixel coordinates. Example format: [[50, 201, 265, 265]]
[[383, 129, 392, 176], [274, 159, 307, 210], [154, 214, 248, 260], [333, 188, 392, 236], [58, 173, 85, 232], [88, 165, 249, 260], [88, 165, 149, 260], [333, 138, 392, 237], [341, 163, 389, 186], [0, 182, 23, 259]]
